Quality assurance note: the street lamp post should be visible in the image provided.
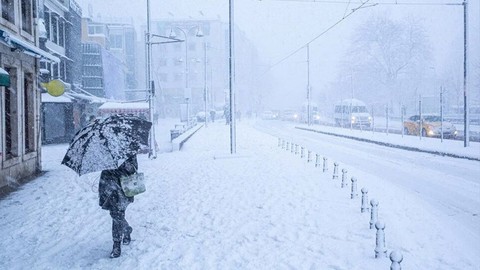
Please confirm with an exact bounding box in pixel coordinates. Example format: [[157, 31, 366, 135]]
[[170, 25, 203, 124]]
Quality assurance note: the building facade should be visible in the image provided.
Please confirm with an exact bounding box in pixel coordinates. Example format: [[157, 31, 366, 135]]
[[0, 0, 60, 194], [139, 18, 261, 119], [80, 17, 135, 101], [39, 0, 89, 145]]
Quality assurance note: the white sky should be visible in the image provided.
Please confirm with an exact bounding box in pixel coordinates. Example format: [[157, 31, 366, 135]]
[[77, 0, 480, 108]]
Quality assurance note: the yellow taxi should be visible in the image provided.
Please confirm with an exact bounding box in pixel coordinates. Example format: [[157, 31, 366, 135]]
[[403, 115, 457, 138]]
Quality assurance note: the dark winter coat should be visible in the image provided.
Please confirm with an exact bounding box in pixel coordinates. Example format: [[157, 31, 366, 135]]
[[99, 155, 137, 211]]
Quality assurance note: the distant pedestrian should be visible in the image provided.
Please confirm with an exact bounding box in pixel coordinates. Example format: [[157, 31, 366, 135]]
[[210, 110, 216, 122], [99, 155, 138, 258]]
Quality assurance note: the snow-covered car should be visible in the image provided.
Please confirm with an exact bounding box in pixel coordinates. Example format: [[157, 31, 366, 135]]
[[196, 112, 206, 122], [403, 115, 457, 138]]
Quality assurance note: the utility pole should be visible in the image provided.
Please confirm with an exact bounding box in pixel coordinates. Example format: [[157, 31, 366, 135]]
[[463, 0, 469, 147], [204, 41, 208, 127], [229, 0, 236, 154], [307, 44, 311, 126], [146, 0, 156, 159]]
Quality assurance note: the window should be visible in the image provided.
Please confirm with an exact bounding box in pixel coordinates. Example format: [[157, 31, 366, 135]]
[[58, 19, 64, 47], [44, 8, 50, 39], [24, 73, 35, 153], [21, 0, 32, 34], [51, 62, 59, 79], [51, 15, 58, 44], [88, 25, 104, 35], [1, 0, 15, 23], [4, 67, 19, 159], [109, 34, 123, 49]]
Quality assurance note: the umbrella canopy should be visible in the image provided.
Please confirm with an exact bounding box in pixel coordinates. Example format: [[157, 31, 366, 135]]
[[61, 114, 152, 176]]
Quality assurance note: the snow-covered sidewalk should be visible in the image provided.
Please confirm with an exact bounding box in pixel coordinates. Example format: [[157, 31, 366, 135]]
[[0, 119, 478, 269]]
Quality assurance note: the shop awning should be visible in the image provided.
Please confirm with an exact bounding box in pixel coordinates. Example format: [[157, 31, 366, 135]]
[[0, 29, 60, 63], [0, 67, 10, 87]]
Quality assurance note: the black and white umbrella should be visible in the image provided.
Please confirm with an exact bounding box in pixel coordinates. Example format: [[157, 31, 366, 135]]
[[61, 114, 152, 176]]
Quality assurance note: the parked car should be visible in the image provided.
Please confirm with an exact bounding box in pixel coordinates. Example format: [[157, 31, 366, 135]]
[[262, 110, 278, 120], [281, 110, 300, 122], [196, 111, 206, 122], [403, 115, 457, 138]]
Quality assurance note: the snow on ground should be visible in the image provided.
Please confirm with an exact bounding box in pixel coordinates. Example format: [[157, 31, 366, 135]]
[[295, 122, 480, 160], [0, 118, 479, 269]]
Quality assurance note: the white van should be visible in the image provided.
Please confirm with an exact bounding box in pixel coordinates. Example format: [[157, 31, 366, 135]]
[[334, 99, 372, 128]]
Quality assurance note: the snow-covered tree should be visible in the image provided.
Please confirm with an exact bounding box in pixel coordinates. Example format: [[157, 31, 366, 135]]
[[340, 15, 432, 113]]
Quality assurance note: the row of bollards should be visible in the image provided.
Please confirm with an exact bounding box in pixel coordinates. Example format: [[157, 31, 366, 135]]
[[277, 138, 403, 269]]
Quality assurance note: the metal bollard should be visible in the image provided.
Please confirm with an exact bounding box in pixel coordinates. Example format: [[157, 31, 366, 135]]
[[315, 154, 321, 167], [332, 162, 339, 179], [350, 177, 358, 199], [361, 188, 369, 213], [390, 250, 403, 270], [300, 147, 305, 158], [286, 141, 290, 151], [307, 151, 312, 162], [374, 221, 387, 258], [278, 138, 281, 147], [341, 169, 348, 188], [295, 144, 299, 155], [370, 199, 379, 229], [322, 157, 328, 172], [291, 142, 295, 153]]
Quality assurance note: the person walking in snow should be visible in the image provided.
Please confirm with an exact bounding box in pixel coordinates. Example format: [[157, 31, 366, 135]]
[[99, 155, 137, 258]]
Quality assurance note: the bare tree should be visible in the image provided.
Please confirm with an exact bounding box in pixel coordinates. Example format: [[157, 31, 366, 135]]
[[341, 15, 432, 112]]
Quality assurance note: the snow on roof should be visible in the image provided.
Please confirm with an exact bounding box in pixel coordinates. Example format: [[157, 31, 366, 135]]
[[337, 98, 367, 106], [99, 102, 149, 110]]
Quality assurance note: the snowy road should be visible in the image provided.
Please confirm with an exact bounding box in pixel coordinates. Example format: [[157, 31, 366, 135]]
[[254, 120, 480, 254]]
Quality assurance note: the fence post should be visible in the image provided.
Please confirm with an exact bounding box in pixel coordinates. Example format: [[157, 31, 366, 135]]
[[300, 147, 305, 158], [341, 169, 348, 188], [374, 221, 387, 258], [307, 151, 312, 162], [361, 188, 369, 213], [278, 138, 281, 147], [370, 199, 378, 229], [291, 142, 295, 153], [322, 157, 328, 172], [286, 141, 290, 151], [295, 144, 299, 155], [315, 154, 320, 167], [332, 162, 339, 179], [350, 177, 358, 199], [390, 250, 403, 270]]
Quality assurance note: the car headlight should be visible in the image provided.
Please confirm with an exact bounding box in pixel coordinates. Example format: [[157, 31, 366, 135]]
[[294, 114, 298, 118], [314, 115, 320, 120], [428, 129, 435, 136], [454, 130, 458, 135]]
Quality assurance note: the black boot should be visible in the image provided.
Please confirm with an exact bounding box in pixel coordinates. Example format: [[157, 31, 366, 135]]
[[110, 241, 121, 258], [123, 226, 133, 245]]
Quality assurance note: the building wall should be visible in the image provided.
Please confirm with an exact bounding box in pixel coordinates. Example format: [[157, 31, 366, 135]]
[[0, 45, 41, 194]]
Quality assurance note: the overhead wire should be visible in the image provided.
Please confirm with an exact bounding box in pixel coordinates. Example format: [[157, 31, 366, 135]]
[[260, 0, 373, 76]]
